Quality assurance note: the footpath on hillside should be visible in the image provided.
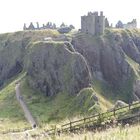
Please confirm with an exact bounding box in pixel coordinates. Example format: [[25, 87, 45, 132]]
[[15, 83, 37, 128]]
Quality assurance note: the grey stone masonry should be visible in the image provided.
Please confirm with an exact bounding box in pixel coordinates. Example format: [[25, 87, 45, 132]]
[[81, 11, 105, 35]]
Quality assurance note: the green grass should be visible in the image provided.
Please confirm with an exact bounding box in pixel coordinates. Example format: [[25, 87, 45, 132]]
[[0, 73, 111, 133], [1, 28, 140, 135], [0, 29, 59, 41], [93, 73, 134, 104], [20, 78, 75, 126], [125, 54, 140, 79], [20, 79, 101, 128], [52, 124, 140, 140], [1, 123, 140, 139], [0, 73, 30, 132]]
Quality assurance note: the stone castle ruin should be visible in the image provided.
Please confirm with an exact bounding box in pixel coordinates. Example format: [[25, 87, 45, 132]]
[[23, 12, 137, 35], [23, 22, 75, 33], [23, 22, 57, 30], [116, 19, 137, 29], [81, 11, 106, 35]]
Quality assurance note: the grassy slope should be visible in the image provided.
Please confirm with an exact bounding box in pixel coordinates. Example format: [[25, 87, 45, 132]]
[[0, 29, 59, 42], [53, 124, 140, 140], [0, 73, 29, 132], [20, 78, 75, 127], [1, 29, 140, 136], [1, 123, 140, 139], [20, 78, 107, 127], [0, 29, 118, 132], [125, 55, 140, 79]]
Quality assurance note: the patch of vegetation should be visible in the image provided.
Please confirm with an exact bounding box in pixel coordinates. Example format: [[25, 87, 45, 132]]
[[125, 55, 140, 79], [93, 79, 118, 103], [53, 124, 140, 140], [29, 40, 64, 49], [20, 78, 102, 127], [1, 28, 140, 134], [93, 74, 134, 104], [72, 88, 100, 115], [1, 122, 140, 139], [0, 73, 29, 131]]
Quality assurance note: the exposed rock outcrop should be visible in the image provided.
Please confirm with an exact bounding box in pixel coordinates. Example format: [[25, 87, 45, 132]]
[[72, 31, 133, 86], [114, 100, 128, 108], [72, 29, 140, 101], [1, 29, 140, 102], [73, 88, 100, 114], [26, 41, 91, 96], [0, 40, 24, 87], [108, 100, 128, 111], [0, 30, 60, 87]]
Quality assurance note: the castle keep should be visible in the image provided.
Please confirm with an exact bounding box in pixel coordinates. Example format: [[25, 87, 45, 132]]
[[81, 11, 105, 35]]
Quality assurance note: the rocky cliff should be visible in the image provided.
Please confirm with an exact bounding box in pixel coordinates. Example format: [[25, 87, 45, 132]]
[[0, 30, 59, 87], [72, 29, 140, 101], [0, 29, 140, 102], [26, 41, 91, 96]]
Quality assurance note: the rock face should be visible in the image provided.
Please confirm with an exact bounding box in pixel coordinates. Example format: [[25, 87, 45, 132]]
[[114, 100, 127, 109], [72, 29, 140, 101], [0, 39, 24, 87], [0, 30, 60, 87], [72, 31, 134, 87], [108, 100, 127, 111], [73, 88, 100, 114], [1, 29, 140, 102], [26, 41, 91, 96]]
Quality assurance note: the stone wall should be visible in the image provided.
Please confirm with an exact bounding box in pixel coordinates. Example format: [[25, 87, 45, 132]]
[[81, 11, 105, 36]]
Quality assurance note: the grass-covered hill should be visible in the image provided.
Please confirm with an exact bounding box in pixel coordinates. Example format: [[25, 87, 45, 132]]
[[0, 30, 59, 87], [0, 29, 140, 138]]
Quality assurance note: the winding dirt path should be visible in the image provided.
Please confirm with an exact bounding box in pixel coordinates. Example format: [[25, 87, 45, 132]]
[[15, 83, 37, 128]]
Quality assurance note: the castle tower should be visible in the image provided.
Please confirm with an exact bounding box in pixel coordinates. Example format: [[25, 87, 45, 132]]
[[81, 12, 96, 35], [81, 11, 105, 35], [105, 18, 109, 27], [132, 19, 137, 28], [95, 11, 105, 35], [43, 24, 45, 29], [23, 23, 27, 30], [28, 22, 35, 30], [53, 23, 56, 29], [36, 22, 39, 29]]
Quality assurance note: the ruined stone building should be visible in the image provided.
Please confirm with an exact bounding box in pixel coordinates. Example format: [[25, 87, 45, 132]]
[[116, 20, 123, 28], [23, 22, 57, 31], [23, 22, 75, 33], [105, 18, 109, 28], [123, 19, 137, 29], [81, 11, 105, 35], [116, 19, 137, 29]]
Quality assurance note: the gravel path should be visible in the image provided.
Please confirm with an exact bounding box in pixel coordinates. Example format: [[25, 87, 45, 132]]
[[15, 83, 37, 128]]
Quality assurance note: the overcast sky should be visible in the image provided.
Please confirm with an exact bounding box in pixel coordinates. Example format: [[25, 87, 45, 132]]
[[0, 0, 140, 33]]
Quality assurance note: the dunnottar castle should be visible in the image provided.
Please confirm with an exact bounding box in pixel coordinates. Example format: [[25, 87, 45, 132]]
[[81, 11, 106, 35], [81, 11, 137, 35], [23, 11, 137, 35]]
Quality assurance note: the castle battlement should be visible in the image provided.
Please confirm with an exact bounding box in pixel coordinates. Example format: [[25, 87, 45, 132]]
[[81, 11, 105, 35]]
